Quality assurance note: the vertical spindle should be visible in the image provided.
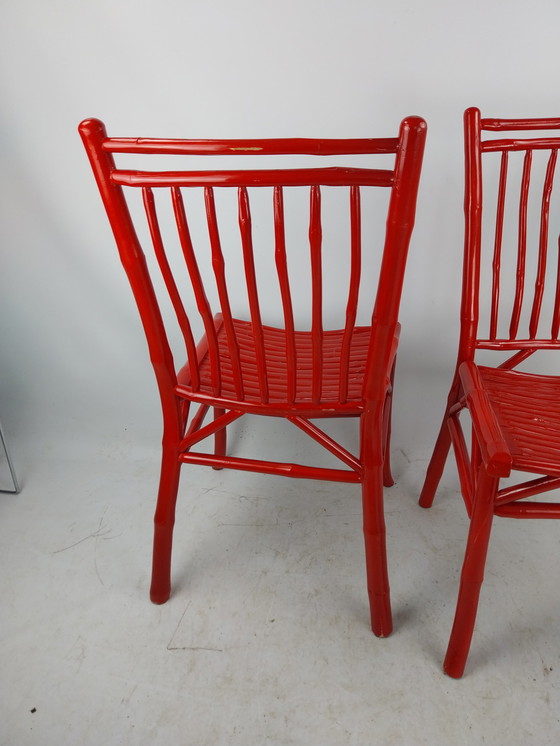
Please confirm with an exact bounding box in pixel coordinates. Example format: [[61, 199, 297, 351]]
[[530, 149, 558, 338], [309, 185, 323, 405], [273, 186, 297, 402], [490, 152, 508, 340], [238, 186, 269, 402], [339, 186, 362, 403], [143, 187, 200, 390], [510, 150, 532, 339], [204, 187, 244, 400], [171, 187, 221, 395], [552, 237, 560, 340]]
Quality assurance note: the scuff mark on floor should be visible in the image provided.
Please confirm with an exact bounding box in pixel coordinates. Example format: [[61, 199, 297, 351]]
[[52, 507, 111, 554]]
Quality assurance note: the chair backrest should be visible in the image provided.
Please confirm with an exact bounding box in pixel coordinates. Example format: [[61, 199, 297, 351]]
[[79, 117, 426, 407], [461, 107, 560, 368]]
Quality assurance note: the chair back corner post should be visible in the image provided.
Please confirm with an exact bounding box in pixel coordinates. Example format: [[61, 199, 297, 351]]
[[78, 119, 180, 426], [363, 116, 427, 403], [458, 108, 484, 368]]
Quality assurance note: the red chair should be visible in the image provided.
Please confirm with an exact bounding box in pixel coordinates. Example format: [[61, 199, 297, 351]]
[[79, 116, 426, 637], [421, 107, 560, 677]]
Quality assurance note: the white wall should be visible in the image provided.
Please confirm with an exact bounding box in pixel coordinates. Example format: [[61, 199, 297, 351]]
[[1, 0, 559, 469]]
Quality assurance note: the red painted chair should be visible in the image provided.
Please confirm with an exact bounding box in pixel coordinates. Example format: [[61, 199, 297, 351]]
[[79, 116, 426, 637], [421, 107, 560, 677]]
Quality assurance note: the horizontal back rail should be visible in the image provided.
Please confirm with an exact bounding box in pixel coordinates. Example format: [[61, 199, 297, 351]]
[[476, 339, 560, 350], [481, 117, 560, 131], [111, 167, 394, 188], [482, 138, 560, 153], [102, 137, 400, 156]]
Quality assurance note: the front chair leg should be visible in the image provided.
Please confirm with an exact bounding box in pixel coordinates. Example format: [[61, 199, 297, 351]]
[[443, 465, 497, 678]]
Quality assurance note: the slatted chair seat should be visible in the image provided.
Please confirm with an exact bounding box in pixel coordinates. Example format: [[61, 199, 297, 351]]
[[475, 366, 560, 477], [80, 115, 426, 639], [177, 319, 376, 409]]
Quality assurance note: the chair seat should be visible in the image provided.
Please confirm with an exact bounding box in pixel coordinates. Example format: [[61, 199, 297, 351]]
[[182, 318, 373, 409], [477, 366, 560, 476]]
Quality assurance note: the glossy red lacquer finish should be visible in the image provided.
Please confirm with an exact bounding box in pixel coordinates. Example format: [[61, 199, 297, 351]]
[[420, 107, 560, 677], [80, 117, 426, 637]]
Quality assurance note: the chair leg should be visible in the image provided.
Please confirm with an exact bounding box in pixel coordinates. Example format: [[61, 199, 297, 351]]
[[150, 441, 182, 604], [443, 466, 497, 678], [213, 407, 227, 469], [419, 419, 452, 508], [419, 379, 462, 509], [361, 407, 392, 637]]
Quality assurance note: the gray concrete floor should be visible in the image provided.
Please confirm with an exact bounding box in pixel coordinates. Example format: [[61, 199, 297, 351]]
[[2, 404, 560, 745]]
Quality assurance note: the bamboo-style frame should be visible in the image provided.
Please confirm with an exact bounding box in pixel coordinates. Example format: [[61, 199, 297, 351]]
[[421, 107, 560, 677], [80, 116, 426, 638]]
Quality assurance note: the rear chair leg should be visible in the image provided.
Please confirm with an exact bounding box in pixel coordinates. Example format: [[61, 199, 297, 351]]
[[419, 379, 462, 509], [361, 408, 392, 637], [419, 419, 452, 508], [443, 466, 497, 678]]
